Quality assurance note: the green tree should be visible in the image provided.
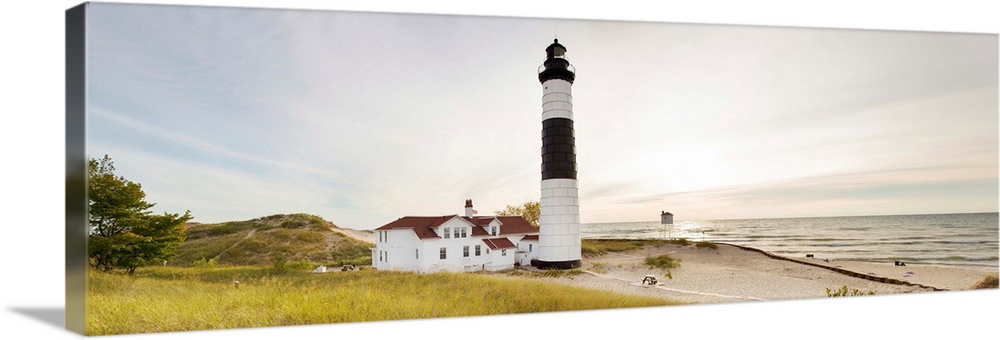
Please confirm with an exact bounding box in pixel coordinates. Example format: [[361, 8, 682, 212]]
[[88, 155, 192, 274], [495, 201, 540, 228]]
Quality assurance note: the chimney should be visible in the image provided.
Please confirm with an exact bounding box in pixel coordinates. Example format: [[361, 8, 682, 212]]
[[465, 199, 474, 218]]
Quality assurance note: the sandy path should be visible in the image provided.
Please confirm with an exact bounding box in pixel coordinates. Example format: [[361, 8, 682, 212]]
[[330, 227, 375, 244]]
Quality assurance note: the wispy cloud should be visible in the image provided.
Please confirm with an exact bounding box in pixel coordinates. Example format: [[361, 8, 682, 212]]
[[583, 164, 998, 222], [90, 107, 352, 185]]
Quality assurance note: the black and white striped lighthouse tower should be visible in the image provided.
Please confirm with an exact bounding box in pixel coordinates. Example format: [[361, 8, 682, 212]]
[[536, 39, 582, 269]]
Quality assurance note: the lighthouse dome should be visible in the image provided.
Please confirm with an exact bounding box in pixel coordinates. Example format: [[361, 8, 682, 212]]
[[538, 39, 575, 83]]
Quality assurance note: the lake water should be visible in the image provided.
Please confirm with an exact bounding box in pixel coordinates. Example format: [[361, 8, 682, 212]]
[[581, 212, 999, 270]]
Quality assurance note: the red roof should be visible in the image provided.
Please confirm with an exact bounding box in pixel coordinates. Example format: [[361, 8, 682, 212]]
[[463, 216, 495, 226], [375, 214, 538, 240], [481, 237, 516, 250], [462, 215, 538, 236], [494, 216, 538, 235], [521, 234, 539, 241], [374, 215, 468, 239]]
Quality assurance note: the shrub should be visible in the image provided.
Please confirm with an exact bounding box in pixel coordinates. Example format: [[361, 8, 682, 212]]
[[694, 241, 717, 249], [645, 254, 681, 269], [191, 257, 217, 268], [826, 285, 876, 297], [504, 268, 585, 278], [280, 220, 306, 229], [271, 255, 288, 274], [581, 239, 673, 256], [295, 231, 325, 243], [289, 259, 317, 270], [971, 274, 998, 289], [580, 244, 602, 256], [589, 262, 608, 274], [198, 222, 248, 237], [666, 238, 690, 246], [537, 269, 585, 277]]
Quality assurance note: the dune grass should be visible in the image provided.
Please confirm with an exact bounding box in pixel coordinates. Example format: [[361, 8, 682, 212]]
[[644, 254, 682, 269], [694, 241, 718, 249], [581, 239, 677, 256], [971, 274, 998, 289], [87, 266, 682, 335]]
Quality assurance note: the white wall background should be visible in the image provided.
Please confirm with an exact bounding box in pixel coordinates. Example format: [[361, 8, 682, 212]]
[[2, 1, 997, 340]]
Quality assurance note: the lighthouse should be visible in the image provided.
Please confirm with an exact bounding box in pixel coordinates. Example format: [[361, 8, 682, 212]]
[[536, 39, 582, 269]]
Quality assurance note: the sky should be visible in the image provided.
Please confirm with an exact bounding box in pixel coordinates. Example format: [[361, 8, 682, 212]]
[[84, 2, 998, 229]]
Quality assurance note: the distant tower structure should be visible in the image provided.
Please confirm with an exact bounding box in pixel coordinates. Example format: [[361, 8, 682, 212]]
[[661, 211, 674, 224], [536, 39, 582, 269]]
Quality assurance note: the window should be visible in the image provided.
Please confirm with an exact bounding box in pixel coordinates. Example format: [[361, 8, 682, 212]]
[[444, 227, 450, 239], [378, 231, 382, 242], [502, 249, 507, 256], [475, 245, 481, 256], [415, 248, 419, 259], [460, 228, 467, 238], [529, 244, 533, 252], [453, 228, 459, 239], [385, 251, 388, 262], [463, 246, 469, 257], [491, 226, 497, 236], [486, 248, 490, 254], [439, 247, 447, 260], [379, 251, 382, 262]]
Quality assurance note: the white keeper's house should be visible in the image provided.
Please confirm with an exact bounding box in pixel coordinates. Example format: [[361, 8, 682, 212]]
[[371, 199, 540, 273]]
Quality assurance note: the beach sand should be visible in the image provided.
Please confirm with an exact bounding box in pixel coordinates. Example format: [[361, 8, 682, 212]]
[[520, 242, 998, 304]]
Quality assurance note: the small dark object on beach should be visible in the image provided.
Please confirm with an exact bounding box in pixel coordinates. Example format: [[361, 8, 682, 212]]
[[894, 261, 906, 266], [806, 254, 814, 258], [642, 275, 658, 285]]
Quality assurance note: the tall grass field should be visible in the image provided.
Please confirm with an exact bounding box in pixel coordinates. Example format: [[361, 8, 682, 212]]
[[87, 266, 683, 335]]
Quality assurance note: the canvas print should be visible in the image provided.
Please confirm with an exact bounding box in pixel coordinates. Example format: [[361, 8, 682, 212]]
[[66, 1, 999, 336]]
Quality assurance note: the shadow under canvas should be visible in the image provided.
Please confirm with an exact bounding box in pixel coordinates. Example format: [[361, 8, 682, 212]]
[[9, 307, 66, 331]]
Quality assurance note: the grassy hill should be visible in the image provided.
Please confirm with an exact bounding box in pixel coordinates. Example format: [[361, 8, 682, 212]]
[[170, 214, 373, 267]]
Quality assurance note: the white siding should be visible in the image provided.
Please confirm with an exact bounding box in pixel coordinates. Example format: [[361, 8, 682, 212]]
[[427, 219, 478, 272], [661, 214, 674, 224], [485, 246, 514, 271], [373, 228, 422, 271], [375, 217, 539, 273], [516, 238, 539, 266]]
